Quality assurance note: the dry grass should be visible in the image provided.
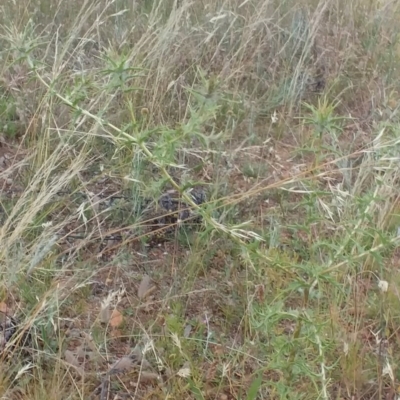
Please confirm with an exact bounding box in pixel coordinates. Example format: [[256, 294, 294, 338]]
[[0, 0, 400, 399]]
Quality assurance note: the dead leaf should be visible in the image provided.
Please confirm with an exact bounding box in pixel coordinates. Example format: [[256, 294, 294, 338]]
[[110, 328, 123, 338], [65, 350, 81, 368], [184, 324, 192, 338], [100, 303, 111, 324], [138, 275, 151, 299], [110, 309, 123, 328], [144, 299, 156, 313], [145, 285, 157, 298], [139, 371, 160, 383], [0, 302, 9, 314], [131, 345, 143, 364], [0, 157, 6, 171], [110, 356, 134, 374]]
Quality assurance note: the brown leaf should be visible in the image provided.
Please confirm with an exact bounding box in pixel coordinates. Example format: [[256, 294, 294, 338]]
[[183, 324, 192, 338], [110, 356, 134, 374], [139, 371, 160, 383], [131, 345, 143, 364], [110, 309, 123, 328], [0, 302, 9, 314], [138, 275, 151, 299], [65, 350, 81, 368], [131, 346, 151, 369], [110, 328, 123, 338], [100, 303, 111, 324]]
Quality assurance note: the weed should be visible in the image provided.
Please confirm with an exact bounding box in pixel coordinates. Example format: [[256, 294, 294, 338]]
[[0, 0, 399, 399]]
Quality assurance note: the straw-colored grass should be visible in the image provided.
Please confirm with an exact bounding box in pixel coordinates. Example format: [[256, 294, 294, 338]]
[[0, 0, 400, 399]]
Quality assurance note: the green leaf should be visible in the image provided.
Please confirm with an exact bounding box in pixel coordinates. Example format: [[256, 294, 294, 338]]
[[188, 379, 205, 400], [246, 371, 263, 400]]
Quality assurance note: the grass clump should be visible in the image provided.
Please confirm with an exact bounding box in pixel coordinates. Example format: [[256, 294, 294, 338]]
[[0, 0, 400, 399]]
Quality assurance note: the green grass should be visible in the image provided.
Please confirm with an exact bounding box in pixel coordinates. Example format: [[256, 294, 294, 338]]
[[0, 0, 400, 399]]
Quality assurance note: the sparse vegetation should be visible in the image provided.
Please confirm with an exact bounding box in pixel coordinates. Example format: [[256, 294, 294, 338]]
[[0, 0, 400, 399]]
